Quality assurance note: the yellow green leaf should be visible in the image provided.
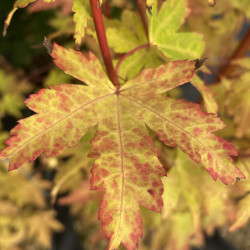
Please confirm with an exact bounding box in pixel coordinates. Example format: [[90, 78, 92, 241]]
[[225, 72, 250, 138], [148, 0, 204, 59], [230, 0, 250, 17], [106, 10, 147, 53], [0, 44, 244, 249], [44, 67, 72, 86], [72, 0, 91, 47], [229, 193, 250, 231], [0, 70, 31, 119], [161, 150, 235, 248], [116, 46, 163, 81], [191, 74, 218, 114]]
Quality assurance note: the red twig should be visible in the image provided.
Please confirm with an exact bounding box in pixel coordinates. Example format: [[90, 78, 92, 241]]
[[89, 0, 120, 88], [136, 0, 149, 39], [216, 27, 250, 80], [116, 44, 150, 76]]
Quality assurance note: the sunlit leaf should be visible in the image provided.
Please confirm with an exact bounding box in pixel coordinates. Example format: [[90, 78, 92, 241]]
[[73, 0, 91, 47], [148, 0, 204, 59], [0, 43, 245, 249]]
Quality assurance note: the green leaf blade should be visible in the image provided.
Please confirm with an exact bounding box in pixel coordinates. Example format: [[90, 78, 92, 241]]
[[148, 0, 205, 59]]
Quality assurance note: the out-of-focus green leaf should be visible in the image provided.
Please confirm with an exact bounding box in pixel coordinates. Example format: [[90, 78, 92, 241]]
[[44, 68, 72, 86], [230, 0, 250, 17], [191, 74, 218, 113], [116, 46, 163, 81], [0, 70, 31, 118], [106, 10, 147, 53]]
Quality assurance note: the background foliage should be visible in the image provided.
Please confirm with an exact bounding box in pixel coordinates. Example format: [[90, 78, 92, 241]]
[[0, 0, 249, 249]]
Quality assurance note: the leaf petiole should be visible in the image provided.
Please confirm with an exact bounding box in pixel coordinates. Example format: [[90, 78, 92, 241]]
[[89, 0, 120, 88]]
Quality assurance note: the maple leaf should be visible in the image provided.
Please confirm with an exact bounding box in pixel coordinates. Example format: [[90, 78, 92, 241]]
[[160, 150, 237, 249], [229, 157, 250, 231], [0, 44, 245, 249], [188, 0, 244, 67], [47, 11, 75, 41], [72, 0, 92, 47], [106, 10, 163, 80], [106, 6, 216, 110], [0, 69, 31, 119], [229, 193, 250, 232], [190, 74, 218, 114], [116, 46, 163, 81], [0, 163, 62, 249], [161, 155, 201, 233], [148, 0, 204, 59], [106, 10, 147, 53], [225, 58, 250, 138], [105, 6, 202, 83], [166, 212, 201, 250], [0, 215, 25, 249], [0, 164, 46, 208], [27, 211, 63, 248]]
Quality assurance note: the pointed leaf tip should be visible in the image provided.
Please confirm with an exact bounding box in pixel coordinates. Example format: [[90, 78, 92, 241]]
[[195, 58, 208, 70], [3, 7, 18, 37], [43, 37, 54, 54], [146, 5, 153, 16]]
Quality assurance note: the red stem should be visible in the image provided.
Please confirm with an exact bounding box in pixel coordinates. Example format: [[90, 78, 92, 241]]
[[136, 0, 149, 39], [116, 43, 150, 76], [89, 0, 120, 88], [216, 27, 250, 80]]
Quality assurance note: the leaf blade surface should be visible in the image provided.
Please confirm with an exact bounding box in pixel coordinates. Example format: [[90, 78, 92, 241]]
[[148, 0, 204, 59], [0, 43, 245, 249]]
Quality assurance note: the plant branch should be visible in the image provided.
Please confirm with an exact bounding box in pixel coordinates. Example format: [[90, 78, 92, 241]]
[[216, 27, 250, 80], [116, 43, 150, 76], [136, 0, 149, 39], [90, 0, 120, 88]]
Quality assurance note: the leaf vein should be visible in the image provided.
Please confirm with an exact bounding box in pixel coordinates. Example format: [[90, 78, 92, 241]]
[[121, 94, 226, 169], [7, 93, 114, 159]]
